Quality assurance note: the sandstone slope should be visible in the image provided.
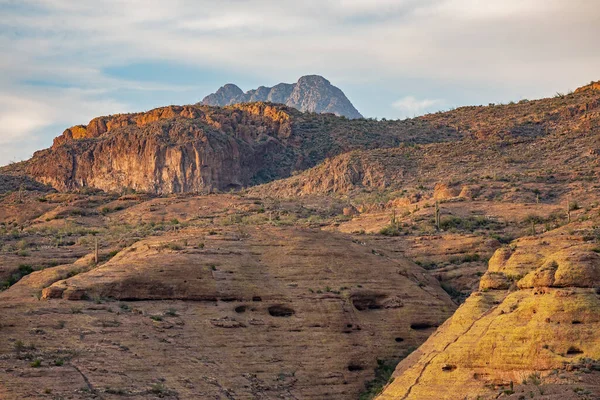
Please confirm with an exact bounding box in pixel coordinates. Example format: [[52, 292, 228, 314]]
[[0, 225, 455, 399], [377, 222, 600, 399]]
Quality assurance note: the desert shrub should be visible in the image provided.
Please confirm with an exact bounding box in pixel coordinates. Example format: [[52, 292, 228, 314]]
[[440, 216, 500, 232], [359, 359, 401, 400], [0, 264, 34, 290], [490, 233, 515, 244], [379, 224, 402, 236], [441, 282, 468, 303], [449, 254, 481, 264], [159, 242, 183, 251]]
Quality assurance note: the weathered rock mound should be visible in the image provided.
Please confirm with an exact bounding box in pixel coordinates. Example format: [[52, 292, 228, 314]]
[[201, 75, 363, 119], [377, 225, 600, 399], [0, 225, 456, 399]]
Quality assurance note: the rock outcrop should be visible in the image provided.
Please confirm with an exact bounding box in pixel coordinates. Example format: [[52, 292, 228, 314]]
[[22, 103, 462, 194], [201, 75, 363, 119], [575, 80, 600, 93], [0, 225, 455, 399], [377, 224, 600, 399]]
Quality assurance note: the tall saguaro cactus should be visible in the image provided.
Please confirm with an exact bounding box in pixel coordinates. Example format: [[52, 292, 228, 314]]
[[94, 237, 99, 265], [435, 201, 441, 231]]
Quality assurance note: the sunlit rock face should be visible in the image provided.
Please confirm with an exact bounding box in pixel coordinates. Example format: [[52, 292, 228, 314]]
[[377, 226, 600, 400]]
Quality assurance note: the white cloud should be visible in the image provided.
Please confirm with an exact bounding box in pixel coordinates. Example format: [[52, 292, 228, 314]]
[[0, 88, 127, 161], [392, 96, 444, 118]]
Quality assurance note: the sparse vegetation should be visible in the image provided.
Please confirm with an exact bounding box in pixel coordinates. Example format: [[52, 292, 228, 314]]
[[0, 264, 34, 290], [358, 359, 400, 400]]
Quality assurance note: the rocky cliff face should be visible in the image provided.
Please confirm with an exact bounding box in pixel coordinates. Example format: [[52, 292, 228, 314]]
[[22, 103, 461, 194], [27, 104, 294, 194], [201, 75, 363, 119]]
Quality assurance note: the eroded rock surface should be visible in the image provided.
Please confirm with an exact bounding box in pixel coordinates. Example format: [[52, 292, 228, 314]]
[[377, 225, 600, 400], [0, 225, 455, 399]]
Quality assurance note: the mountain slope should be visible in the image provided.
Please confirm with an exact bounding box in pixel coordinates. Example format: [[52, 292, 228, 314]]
[[201, 75, 363, 119], [17, 103, 461, 194], [252, 84, 600, 201]]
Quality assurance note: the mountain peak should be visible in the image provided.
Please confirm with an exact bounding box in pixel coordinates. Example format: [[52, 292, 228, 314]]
[[202, 83, 244, 106], [201, 75, 363, 119], [297, 75, 330, 85]]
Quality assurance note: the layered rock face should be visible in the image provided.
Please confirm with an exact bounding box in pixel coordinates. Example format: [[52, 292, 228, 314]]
[[201, 75, 363, 119], [23, 103, 462, 194], [377, 224, 600, 399], [0, 225, 455, 399], [27, 104, 293, 193]]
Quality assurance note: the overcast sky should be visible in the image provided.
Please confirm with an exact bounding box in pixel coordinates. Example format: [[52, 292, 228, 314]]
[[0, 0, 599, 165]]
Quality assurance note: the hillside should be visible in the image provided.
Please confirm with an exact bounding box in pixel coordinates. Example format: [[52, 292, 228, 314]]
[[0, 191, 456, 399], [15, 103, 461, 194], [201, 75, 364, 119], [253, 84, 600, 200]]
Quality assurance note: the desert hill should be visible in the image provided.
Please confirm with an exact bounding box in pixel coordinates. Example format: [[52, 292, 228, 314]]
[[254, 84, 600, 199], [0, 191, 456, 399]]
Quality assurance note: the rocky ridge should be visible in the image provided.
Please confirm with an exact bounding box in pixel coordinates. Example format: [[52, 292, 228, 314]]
[[252, 85, 600, 199], [201, 75, 363, 119], [18, 103, 461, 194]]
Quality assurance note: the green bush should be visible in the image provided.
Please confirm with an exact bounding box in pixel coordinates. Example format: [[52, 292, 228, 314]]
[[0, 264, 35, 290], [379, 224, 402, 236], [440, 216, 500, 232], [359, 359, 401, 400]]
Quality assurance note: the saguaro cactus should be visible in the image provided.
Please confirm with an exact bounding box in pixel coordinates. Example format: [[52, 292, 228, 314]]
[[435, 201, 441, 230], [94, 237, 99, 265]]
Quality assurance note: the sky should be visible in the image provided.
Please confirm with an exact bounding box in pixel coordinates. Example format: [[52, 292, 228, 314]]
[[0, 0, 599, 166]]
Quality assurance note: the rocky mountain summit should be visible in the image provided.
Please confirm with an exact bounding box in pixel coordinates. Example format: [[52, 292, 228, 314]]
[[201, 75, 364, 119]]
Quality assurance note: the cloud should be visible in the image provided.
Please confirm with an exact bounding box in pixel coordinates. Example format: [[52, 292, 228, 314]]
[[0, 87, 127, 161], [0, 0, 598, 165], [392, 96, 444, 118]]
